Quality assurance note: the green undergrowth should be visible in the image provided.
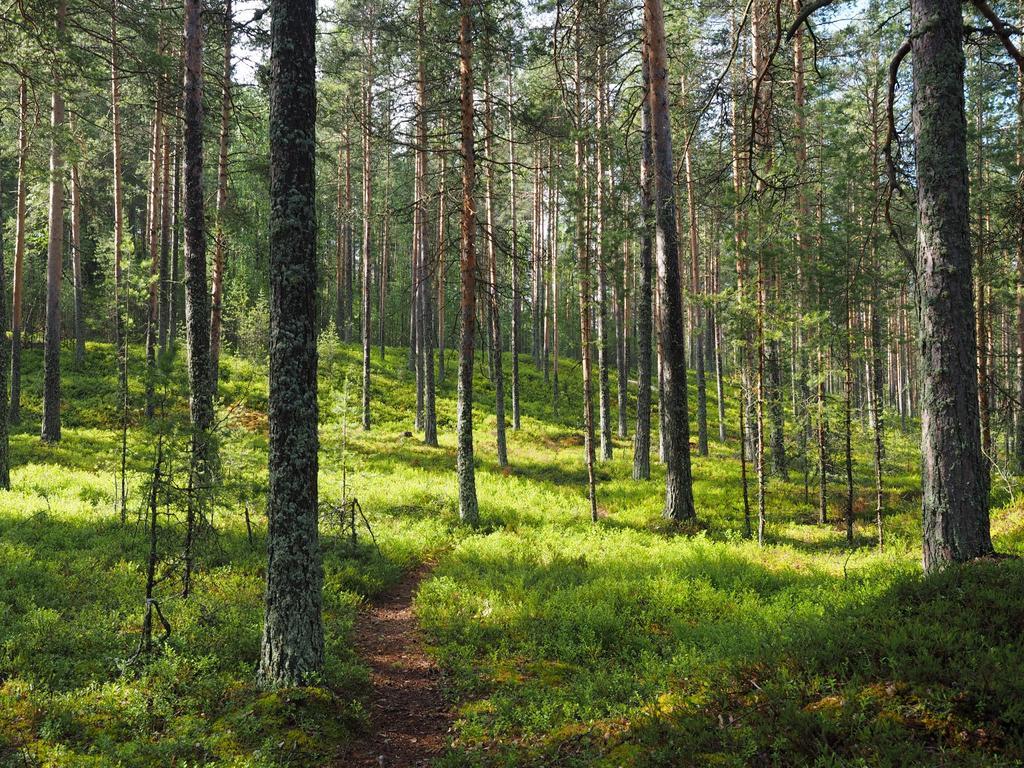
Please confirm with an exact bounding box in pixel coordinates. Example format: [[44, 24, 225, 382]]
[[0, 338, 1022, 767]]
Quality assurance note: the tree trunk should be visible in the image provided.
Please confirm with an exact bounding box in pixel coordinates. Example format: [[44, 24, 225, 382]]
[[10, 77, 27, 425], [70, 159, 85, 367], [0, 169, 10, 488], [483, 73, 508, 468], [595, 55, 613, 461], [509, 62, 521, 431], [183, 0, 215, 471], [633, 54, 654, 482], [145, 104, 164, 420], [646, 0, 696, 522], [258, 0, 324, 688], [911, 0, 992, 571], [159, 121, 172, 355], [361, 35, 374, 431], [210, 0, 232, 385], [42, 0, 67, 444], [457, 0, 480, 526]]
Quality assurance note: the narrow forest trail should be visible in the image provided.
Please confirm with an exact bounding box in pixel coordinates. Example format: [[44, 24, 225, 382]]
[[339, 565, 452, 768]]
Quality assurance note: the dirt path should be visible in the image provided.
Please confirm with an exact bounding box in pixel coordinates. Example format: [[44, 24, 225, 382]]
[[339, 565, 451, 767]]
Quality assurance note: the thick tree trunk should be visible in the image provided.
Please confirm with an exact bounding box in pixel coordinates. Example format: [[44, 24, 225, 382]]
[[42, 0, 67, 444], [183, 0, 215, 471], [646, 0, 696, 522], [258, 0, 324, 688], [911, 0, 992, 571], [210, 0, 232, 385], [457, 0, 480, 526]]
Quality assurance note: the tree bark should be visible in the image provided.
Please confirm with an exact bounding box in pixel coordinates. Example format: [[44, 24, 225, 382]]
[[911, 0, 992, 571], [258, 0, 324, 688], [633, 53, 654, 482], [361, 33, 374, 431], [508, 62, 521, 431], [646, 0, 696, 522], [42, 0, 67, 444], [10, 77, 27, 425], [210, 0, 233, 385], [457, 0, 479, 526]]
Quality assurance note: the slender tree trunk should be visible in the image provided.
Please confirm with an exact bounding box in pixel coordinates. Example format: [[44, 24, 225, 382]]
[[210, 0, 232, 385], [550, 158, 560, 414], [595, 52, 613, 461], [483, 73, 508, 467], [258, 0, 324, 688], [0, 171, 10, 488], [70, 159, 85, 367], [361, 34, 374, 431], [159, 121, 172, 355], [681, 74, 707, 457], [10, 77, 27, 425], [42, 0, 67, 444], [573, 27, 598, 522], [911, 0, 992, 571], [437, 120, 448, 382], [509, 62, 521, 431], [111, 8, 129, 521], [169, 114, 182, 350], [457, 0, 480, 526], [415, 0, 437, 446], [633, 54, 654, 481], [145, 104, 164, 420], [646, 0, 696, 522]]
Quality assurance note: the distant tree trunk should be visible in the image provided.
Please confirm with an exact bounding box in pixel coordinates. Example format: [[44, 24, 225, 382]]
[[617, 237, 629, 439], [483, 73, 508, 467], [0, 171, 10, 488], [70, 159, 85, 367], [911, 0, 992, 571], [335, 142, 345, 338], [595, 58, 613, 461], [574, 27, 598, 522], [437, 120, 448, 382], [633, 55, 654, 482], [973, 56, 991, 459], [42, 0, 67, 444], [646, 0, 696, 522], [182, 0, 215, 488], [508, 63, 521, 431], [457, 0, 480, 526], [10, 76, 27, 426], [344, 128, 354, 343], [361, 34, 374, 431], [681, 74, 707, 457], [844, 298, 854, 545], [145, 105, 164, 420], [169, 115, 182, 350], [549, 157, 560, 413], [159, 122, 172, 355], [111, 7, 128, 520], [258, 0, 324, 688], [415, 0, 437, 447], [210, 0, 232, 385]]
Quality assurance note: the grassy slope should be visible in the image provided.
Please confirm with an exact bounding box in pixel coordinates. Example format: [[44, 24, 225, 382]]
[[0, 339, 1022, 767]]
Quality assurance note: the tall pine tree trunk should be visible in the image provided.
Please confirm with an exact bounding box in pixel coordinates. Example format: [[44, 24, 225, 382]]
[[258, 0, 324, 688], [10, 77, 27, 425], [911, 0, 992, 571], [361, 35, 374, 431], [210, 0, 232, 385], [457, 0, 480, 526], [42, 0, 67, 444], [646, 0, 696, 522], [633, 57, 654, 481]]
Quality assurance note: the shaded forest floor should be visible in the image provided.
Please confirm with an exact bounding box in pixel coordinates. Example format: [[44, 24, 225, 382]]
[[1, 338, 1024, 767]]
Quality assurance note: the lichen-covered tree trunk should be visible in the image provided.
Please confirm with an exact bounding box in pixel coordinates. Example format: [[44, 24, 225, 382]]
[[645, 0, 696, 522], [258, 0, 324, 688], [42, 0, 67, 444], [210, 0, 232, 386], [911, 0, 993, 571], [183, 0, 215, 463], [457, 0, 479, 526], [633, 56, 654, 482]]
